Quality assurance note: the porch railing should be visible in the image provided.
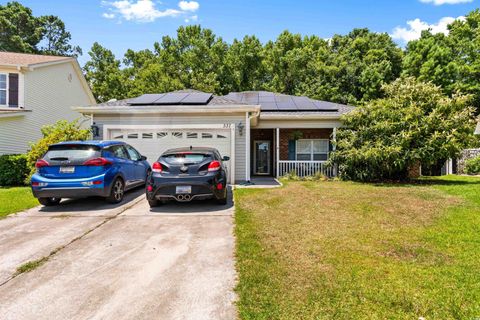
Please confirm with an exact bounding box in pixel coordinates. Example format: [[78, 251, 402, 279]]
[[278, 161, 335, 177]]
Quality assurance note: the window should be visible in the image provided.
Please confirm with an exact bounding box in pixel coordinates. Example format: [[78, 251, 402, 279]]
[[125, 145, 141, 161], [142, 133, 153, 139], [0, 74, 7, 106], [217, 134, 227, 139], [187, 132, 198, 139], [296, 139, 329, 161], [107, 145, 129, 159], [172, 132, 183, 138], [157, 132, 167, 139], [201, 133, 213, 139], [127, 133, 138, 139]]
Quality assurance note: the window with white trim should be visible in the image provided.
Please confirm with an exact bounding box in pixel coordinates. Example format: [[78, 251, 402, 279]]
[[0, 74, 7, 106], [296, 139, 329, 161]]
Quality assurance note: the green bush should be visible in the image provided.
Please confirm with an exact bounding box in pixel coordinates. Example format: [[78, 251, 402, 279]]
[[0, 154, 29, 186], [331, 77, 476, 182], [465, 156, 480, 175], [25, 120, 91, 183]]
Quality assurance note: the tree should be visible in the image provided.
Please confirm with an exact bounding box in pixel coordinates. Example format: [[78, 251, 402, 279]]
[[331, 77, 476, 182], [38, 15, 82, 56], [224, 35, 266, 92], [0, 1, 42, 53], [403, 9, 480, 110], [84, 42, 127, 102], [0, 1, 80, 56], [25, 120, 91, 183]]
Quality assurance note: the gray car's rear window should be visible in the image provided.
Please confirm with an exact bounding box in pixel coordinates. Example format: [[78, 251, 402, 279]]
[[162, 153, 211, 164]]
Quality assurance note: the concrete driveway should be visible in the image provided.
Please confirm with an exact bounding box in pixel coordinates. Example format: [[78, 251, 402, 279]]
[[0, 191, 236, 320]]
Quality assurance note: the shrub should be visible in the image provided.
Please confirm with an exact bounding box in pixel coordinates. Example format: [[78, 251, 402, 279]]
[[331, 77, 476, 182], [25, 120, 91, 183], [465, 156, 480, 175], [0, 154, 29, 186]]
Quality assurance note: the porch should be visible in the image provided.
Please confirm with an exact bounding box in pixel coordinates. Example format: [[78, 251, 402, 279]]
[[249, 128, 337, 179]]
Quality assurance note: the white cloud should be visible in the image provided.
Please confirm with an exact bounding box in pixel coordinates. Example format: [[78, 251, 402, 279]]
[[419, 0, 473, 5], [391, 16, 464, 43], [102, 0, 199, 22], [102, 12, 116, 19], [178, 1, 199, 11], [184, 15, 198, 23]]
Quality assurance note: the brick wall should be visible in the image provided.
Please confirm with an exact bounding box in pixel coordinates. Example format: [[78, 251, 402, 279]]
[[279, 128, 332, 160]]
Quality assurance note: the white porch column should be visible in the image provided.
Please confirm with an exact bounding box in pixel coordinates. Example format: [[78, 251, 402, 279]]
[[276, 128, 280, 178], [245, 112, 251, 182]]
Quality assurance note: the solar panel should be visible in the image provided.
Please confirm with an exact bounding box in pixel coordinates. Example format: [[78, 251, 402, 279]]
[[313, 101, 339, 111], [129, 94, 165, 105], [153, 92, 189, 104], [181, 93, 213, 104], [259, 102, 278, 110], [293, 96, 316, 110]]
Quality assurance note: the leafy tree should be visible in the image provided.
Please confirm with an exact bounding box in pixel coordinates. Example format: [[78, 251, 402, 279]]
[[331, 77, 476, 182], [84, 42, 127, 102], [224, 35, 265, 92], [0, 1, 43, 53], [38, 15, 82, 56], [0, 1, 80, 56], [403, 9, 480, 109], [25, 120, 91, 183]]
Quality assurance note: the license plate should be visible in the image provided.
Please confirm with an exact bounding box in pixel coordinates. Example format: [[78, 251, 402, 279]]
[[60, 166, 75, 173], [176, 186, 191, 194]]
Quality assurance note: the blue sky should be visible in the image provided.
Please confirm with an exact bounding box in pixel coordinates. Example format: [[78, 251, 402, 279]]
[[9, 0, 479, 65]]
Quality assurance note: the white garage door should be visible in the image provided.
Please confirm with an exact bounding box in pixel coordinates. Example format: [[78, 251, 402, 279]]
[[108, 128, 233, 181]]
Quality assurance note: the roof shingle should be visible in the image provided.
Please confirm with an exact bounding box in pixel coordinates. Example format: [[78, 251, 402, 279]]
[[0, 52, 72, 66]]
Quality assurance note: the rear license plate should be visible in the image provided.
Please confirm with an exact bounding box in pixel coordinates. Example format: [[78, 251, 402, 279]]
[[60, 166, 75, 173], [176, 186, 191, 194]]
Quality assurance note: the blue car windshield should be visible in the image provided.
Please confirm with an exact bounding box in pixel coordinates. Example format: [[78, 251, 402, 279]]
[[162, 153, 210, 164], [44, 145, 101, 162]]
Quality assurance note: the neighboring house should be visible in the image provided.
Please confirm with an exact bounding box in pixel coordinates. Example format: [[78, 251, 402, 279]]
[[0, 52, 96, 155], [475, 121, 480, 135], [74, 90, 354, 183]]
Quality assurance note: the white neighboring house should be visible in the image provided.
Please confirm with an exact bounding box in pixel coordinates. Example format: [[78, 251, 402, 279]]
[[0, 52, 96, 155], [475, 121, 480, 135]]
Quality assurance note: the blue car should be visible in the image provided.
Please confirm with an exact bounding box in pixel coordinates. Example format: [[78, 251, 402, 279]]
[[31, 141, 151, 206]]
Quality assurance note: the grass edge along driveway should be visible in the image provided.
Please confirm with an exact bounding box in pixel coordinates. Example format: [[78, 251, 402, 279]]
[[234, 175, 480, 319], [0, 187, 38, 218]]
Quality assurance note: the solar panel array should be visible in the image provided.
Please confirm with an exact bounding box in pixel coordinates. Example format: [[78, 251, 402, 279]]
[[128, 92, 213, 105], [225, 91, 340, 112]]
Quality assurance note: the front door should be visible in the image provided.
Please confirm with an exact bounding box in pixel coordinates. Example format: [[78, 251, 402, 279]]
[[254, 140, 271, 175]]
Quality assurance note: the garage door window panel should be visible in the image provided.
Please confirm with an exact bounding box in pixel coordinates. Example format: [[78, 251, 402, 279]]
[[142, 133, 153, 139]]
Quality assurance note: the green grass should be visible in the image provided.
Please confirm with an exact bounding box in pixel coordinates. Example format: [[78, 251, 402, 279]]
[[0, 187, 38, 218], [234, 175, 480, 319], [15, 256, 48, 275]]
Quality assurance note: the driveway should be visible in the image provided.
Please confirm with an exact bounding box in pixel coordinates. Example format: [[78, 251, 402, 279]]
[[0, 191, 236, 320]]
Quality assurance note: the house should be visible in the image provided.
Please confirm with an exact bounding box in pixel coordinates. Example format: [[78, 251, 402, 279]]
[[73, 90, 354, 183], [0, 52, 96, 155], [475, 121, 480, 135]]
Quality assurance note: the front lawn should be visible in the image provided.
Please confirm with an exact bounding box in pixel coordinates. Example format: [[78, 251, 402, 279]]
[[234, 175, 480, 319], [0, 187, 38, 218]]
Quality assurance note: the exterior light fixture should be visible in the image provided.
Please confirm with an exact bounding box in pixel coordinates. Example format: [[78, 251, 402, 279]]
[[91, 122, 100, 138], [238, 122, 244, 136]]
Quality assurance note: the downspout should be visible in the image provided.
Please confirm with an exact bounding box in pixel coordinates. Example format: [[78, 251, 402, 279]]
[[245, 109, 260, 182]]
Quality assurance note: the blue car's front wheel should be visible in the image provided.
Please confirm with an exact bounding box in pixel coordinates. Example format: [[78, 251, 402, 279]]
[[106, 178, 125, 204]]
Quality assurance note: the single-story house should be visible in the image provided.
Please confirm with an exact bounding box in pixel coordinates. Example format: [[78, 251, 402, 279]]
[[0, 52, 96, 155], [74, 90, 354, 183]]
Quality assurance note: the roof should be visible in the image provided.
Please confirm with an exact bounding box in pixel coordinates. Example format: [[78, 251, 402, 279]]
[[0, 51, 72, 67], [49, 140, 125, 148], [224, 91, 353, 113], [96, 89, 247, 107]]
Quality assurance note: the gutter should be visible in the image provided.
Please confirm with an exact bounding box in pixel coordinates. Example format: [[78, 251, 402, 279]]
[[72, 104, 261, 115]]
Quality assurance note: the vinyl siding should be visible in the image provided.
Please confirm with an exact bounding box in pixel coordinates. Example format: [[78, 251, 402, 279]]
[[0, 63, 91, 155], [93, 114, 247, 182]]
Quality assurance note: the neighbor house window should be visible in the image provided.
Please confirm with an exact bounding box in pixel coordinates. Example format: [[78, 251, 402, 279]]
[[296, 139, 329, 161], [0, 74, 7, 106]]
